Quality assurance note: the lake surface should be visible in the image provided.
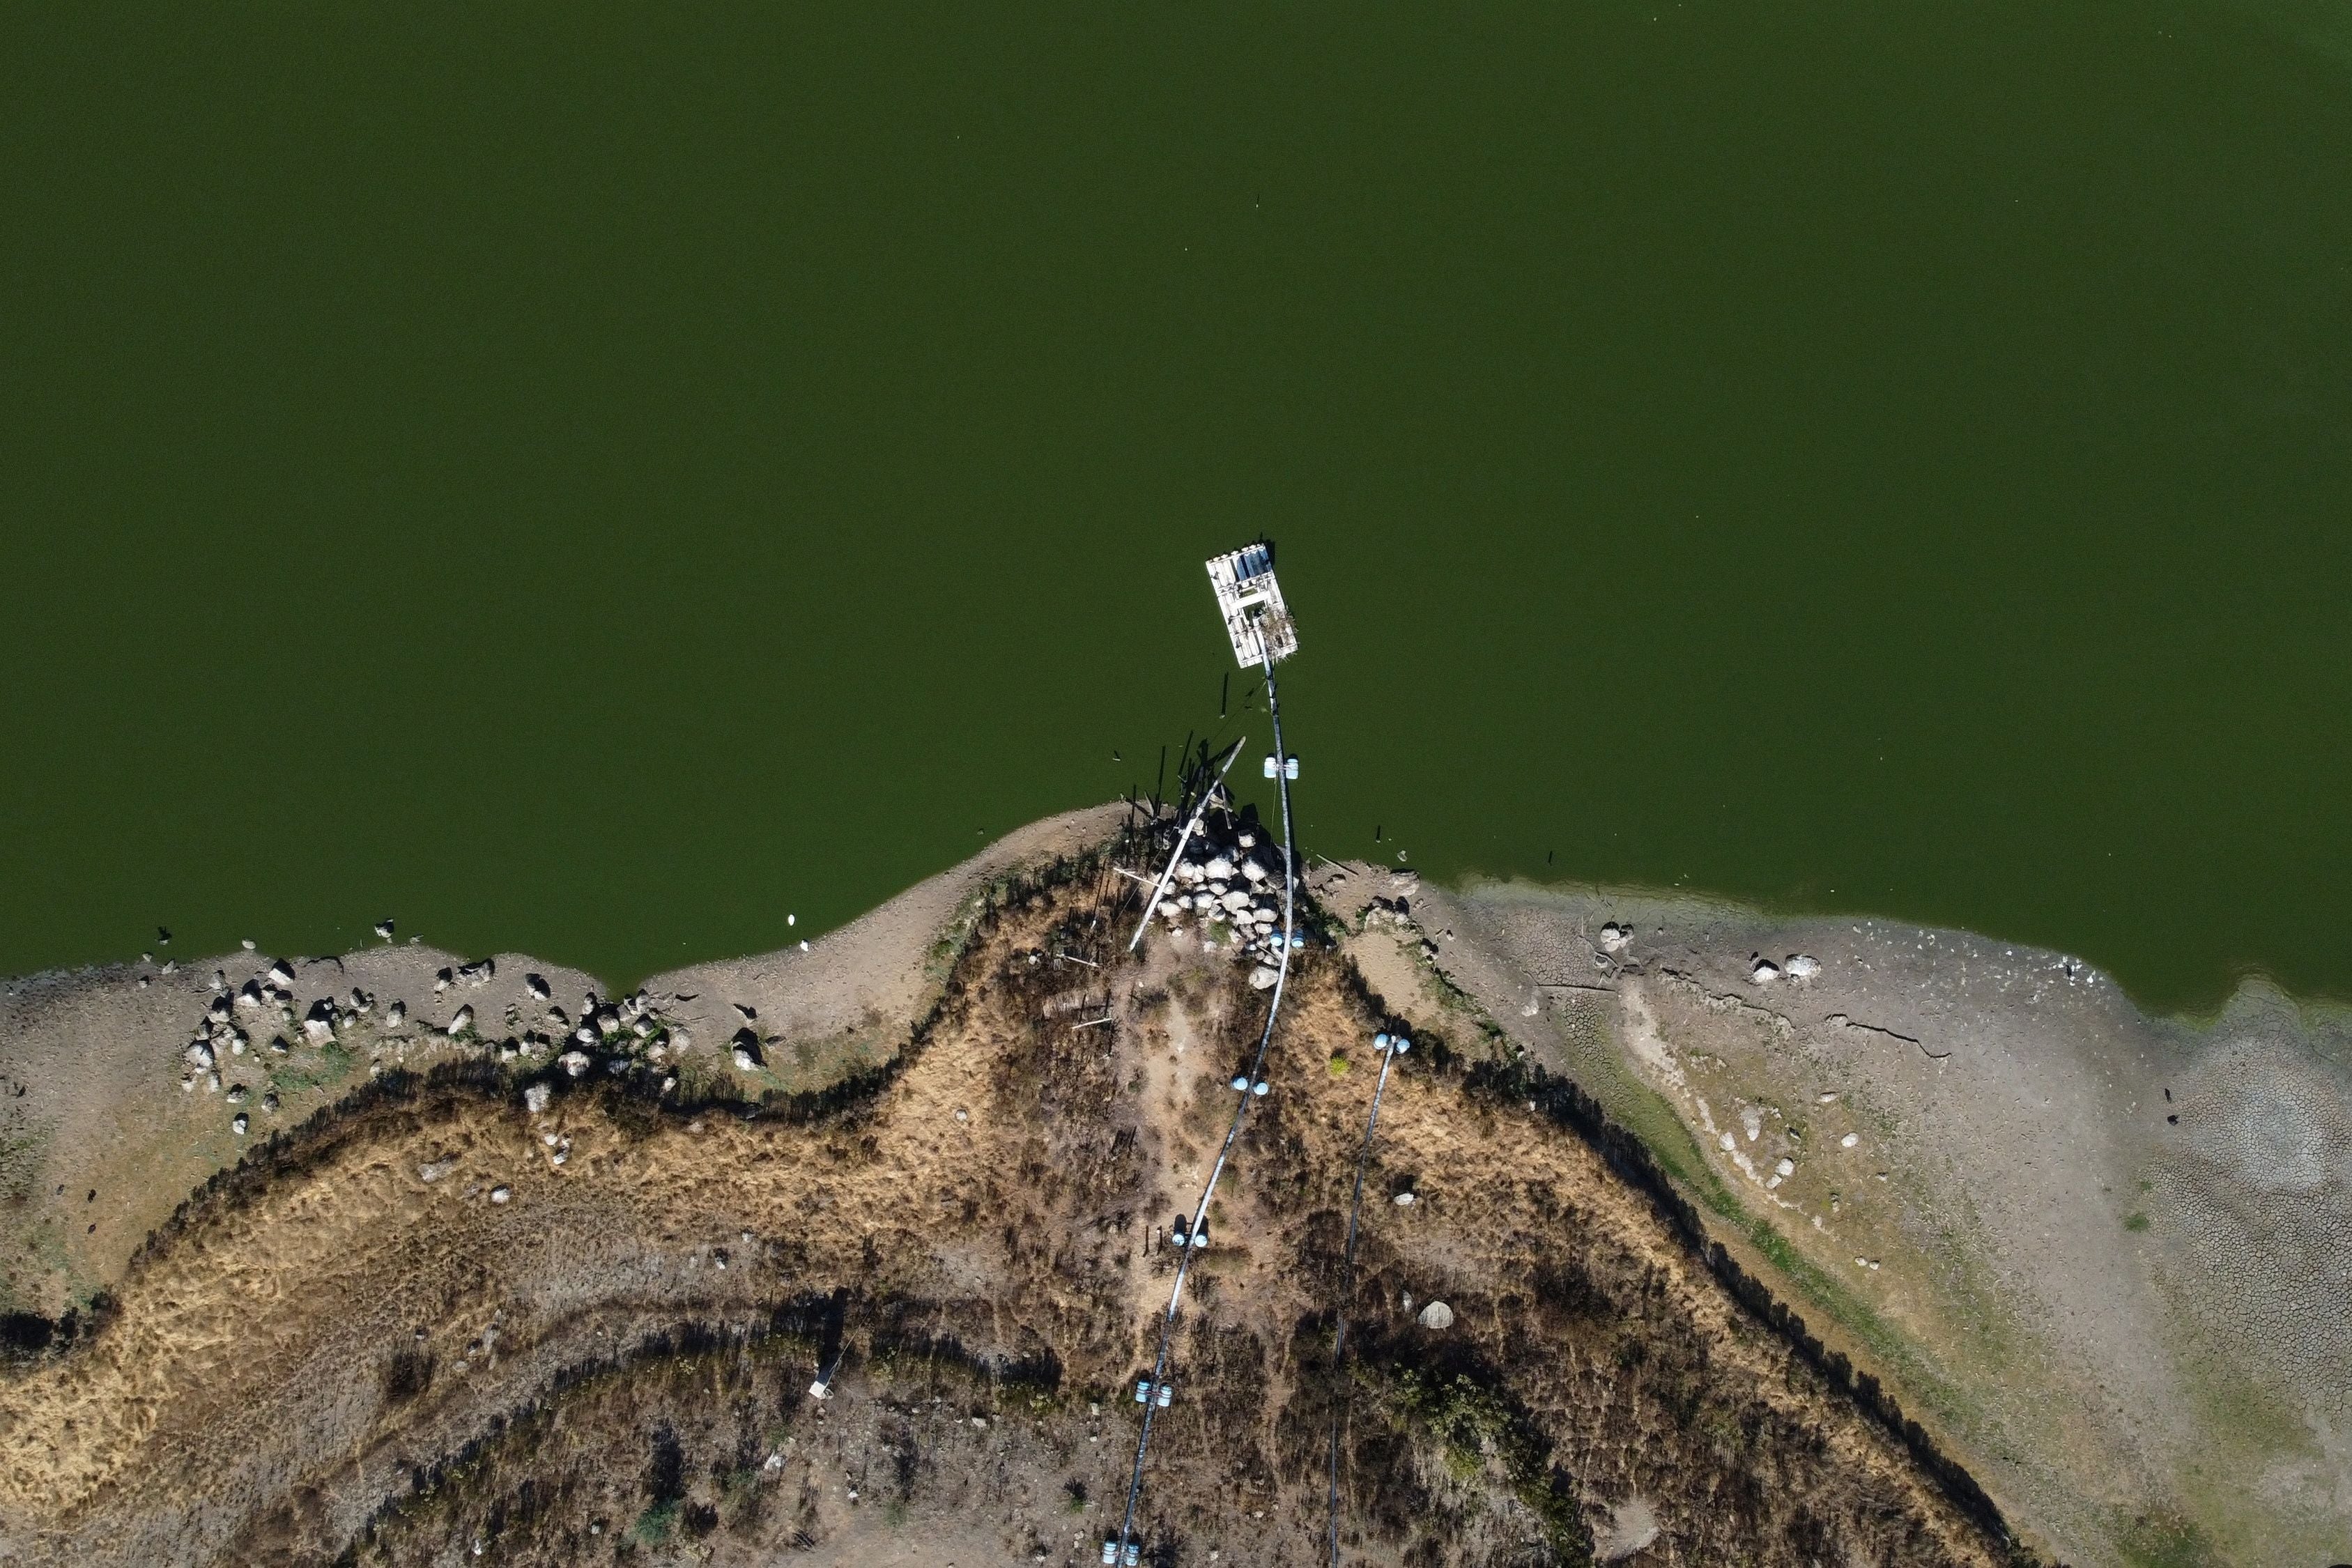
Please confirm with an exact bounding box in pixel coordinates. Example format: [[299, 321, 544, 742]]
[[6, 5, 2349, 1015]]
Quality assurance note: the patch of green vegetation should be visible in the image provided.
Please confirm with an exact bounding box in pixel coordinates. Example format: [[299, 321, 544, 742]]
[[1327, 1052, 1351, 1077], [0, 1116, 48, 1206], [631, 1500, 677, 1545], [1387, 1365, 1593, 1564], [2155, 1344, 2352, 1564], [2114, 1507, 2220, 1568], [2123, 1212, 2151, 1232], [269, 1040, 356, 1095]]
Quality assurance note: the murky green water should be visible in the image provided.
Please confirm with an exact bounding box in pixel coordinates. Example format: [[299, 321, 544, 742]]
[[6, 5, 2349, 1013]]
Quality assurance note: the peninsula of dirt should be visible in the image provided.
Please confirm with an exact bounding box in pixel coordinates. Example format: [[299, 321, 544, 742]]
[[2, 804, 2305, 1567]]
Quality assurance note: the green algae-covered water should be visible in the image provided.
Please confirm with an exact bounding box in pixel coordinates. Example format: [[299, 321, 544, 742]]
[[6, 5, 2350, 1014]]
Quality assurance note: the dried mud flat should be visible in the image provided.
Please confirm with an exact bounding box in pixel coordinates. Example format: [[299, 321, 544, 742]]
[[0, 825, 2017, 1568], [1367, 873, 2352, 1568]]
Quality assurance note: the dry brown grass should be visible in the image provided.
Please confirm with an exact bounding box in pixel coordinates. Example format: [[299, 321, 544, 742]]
[[0, 855, 2023, 1568]]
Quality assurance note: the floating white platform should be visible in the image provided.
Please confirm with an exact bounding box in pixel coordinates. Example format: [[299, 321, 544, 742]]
[[1204, 544, 1298, 667]]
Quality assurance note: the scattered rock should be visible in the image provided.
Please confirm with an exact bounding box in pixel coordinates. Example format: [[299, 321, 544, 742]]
[[386, 1000, 407, 1029], [446, 1004, 475, 1037], [559, 1051, 590, 1077], [489, 1186, 512, 1205], [1417, 1300, 1454, 1330], [1775, 1158, 1796, 1178], [231, 1114, 248, 1137], [1841, 1132, 1861, 1148], [524, 1082, 551, 1114], [1788, 953, 1820, 979], [1248, 964, 1280, 991], [732, 1029, 765, 1071], [420, 1159, 456, 1183], [1599, 921, 1630, 953], [1393, 1192, 1417, 1206], [1751, 958, 1781, 984], [1596, 1497, 1661, 1562], [268, 960, 295, 988], [525, 973, 551, 1000]]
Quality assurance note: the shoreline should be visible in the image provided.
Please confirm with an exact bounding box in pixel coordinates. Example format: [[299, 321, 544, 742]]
[[0, 819, 2019, 1568], [1321, 861, 2352, 1566], [6, 810, 2349, 1562]]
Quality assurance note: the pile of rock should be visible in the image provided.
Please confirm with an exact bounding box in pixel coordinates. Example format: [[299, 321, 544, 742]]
[[185, 955, 381, 1112], [528, 984, 695, 1091], [1150, 829, 1298, 963]]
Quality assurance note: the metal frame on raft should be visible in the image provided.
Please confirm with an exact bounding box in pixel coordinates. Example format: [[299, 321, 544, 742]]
[[1105, 550, 1304, 1568], [1206, 542, 1299, 668]]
